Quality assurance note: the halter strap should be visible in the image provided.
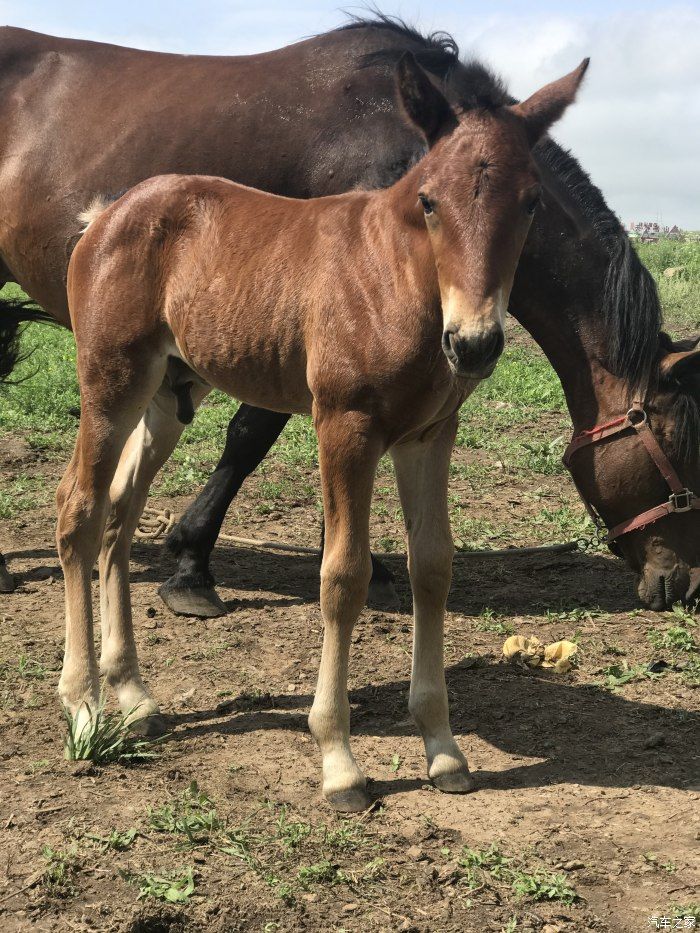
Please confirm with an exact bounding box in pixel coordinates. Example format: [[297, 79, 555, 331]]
[[562, 403, 700, 545]]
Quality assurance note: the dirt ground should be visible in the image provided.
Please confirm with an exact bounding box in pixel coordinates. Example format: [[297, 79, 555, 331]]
[[0, 442, 698, 933]]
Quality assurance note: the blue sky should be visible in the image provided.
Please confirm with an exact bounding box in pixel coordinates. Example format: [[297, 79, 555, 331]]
[[4, 1, 700, 226]]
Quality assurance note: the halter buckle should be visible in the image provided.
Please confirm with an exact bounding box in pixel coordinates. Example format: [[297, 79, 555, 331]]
[[668, 489, 694, 513], [626, 406, 647, 426]]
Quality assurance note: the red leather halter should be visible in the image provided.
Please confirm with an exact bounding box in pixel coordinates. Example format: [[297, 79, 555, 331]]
[[562, 402, 700, 548]]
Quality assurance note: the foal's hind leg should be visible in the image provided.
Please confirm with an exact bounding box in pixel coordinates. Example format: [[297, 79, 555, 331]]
[[391, 416, 473, 793], [309, 408, 382, 812], [57, 374, 163, 735], [99, 382, 209, 732]]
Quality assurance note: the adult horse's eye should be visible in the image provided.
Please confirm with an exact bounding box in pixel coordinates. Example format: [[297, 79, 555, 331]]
[[418, 193, 434, 215], [526, 194, 541, 216]]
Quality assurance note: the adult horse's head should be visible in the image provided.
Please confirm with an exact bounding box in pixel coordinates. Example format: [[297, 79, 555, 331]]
[[395, 53, 589, 379], [565, 333, 700, 610]]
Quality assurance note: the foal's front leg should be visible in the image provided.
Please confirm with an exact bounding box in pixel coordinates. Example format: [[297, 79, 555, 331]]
[[391, 416, 473, 793], [309, 408, 382, 812]]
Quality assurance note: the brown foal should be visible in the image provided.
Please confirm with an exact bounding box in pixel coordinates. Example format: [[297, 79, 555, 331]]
[[60, 54, 587, 811]]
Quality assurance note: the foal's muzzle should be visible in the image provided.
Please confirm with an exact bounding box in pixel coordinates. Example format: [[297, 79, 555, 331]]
[[442, 324, 504, 378]]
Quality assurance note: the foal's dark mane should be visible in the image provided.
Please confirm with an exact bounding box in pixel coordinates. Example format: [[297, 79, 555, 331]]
[[338, 14, 700, 462]]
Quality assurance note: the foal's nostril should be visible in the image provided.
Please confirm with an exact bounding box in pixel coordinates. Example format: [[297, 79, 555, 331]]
[[484, 327, 505, 364], [442, 326, 504, 374]]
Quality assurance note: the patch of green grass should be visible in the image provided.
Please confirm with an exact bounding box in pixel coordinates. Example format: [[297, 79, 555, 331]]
[[17, 655, 49, 679], [0, 475, 50, 518], [596, 662, 665, 691], [41, 845, 79, 896], [63, 703, 161, 764], [296, 860, 346, 889], [86, 828, 138, 851], [475, 608, 514, 636], [510, 866, 577, 905], [121, 867, 196, 903], [148, 781, 222, 846], [648, 624, 697, 653], [456, 844, 578, 906]]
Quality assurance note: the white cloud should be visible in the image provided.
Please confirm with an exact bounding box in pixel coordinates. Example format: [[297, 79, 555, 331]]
[[450, 5, 700, 228]]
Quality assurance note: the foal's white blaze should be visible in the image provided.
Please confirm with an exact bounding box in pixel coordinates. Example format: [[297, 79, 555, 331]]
[[440, 283, 508, 342]]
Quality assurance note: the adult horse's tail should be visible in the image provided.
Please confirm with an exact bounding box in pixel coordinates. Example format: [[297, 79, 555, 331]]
[[0, 294, 54, 381]]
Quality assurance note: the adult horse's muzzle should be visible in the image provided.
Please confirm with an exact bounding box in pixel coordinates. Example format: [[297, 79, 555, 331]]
[[442, 323, 504, 379]]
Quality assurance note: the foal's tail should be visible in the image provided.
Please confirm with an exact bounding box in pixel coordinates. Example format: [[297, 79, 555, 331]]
[[0, 294, 54, 382], [77, 194, 115, 232]]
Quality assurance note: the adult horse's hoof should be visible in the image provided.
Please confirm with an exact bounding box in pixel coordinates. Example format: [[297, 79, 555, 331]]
[[158, 579, 227, 618], [367, 579, 400, 612], [432, 770, 475, 794], [0, 560, 15, 593], [129, 712, 167, 738], [325, 786, 372, 813]]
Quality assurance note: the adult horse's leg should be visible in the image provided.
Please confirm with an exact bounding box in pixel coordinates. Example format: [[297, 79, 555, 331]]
[[391, 416, 473, 793], [161, 404, 399, 616], [309, 408, 382, 812], [320, 521, 399, 611], [99, 382, 209, 733], [0, 553, 13, 592], [160, 405, 290, 617]]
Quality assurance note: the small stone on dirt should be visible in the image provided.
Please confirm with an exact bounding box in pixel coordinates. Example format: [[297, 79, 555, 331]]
[[407, 844, 427, 861], [343, 903, 359, 913]]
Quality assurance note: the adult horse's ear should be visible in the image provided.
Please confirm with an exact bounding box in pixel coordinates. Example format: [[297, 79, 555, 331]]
[[512, 58, 590, 146], [395, 51, 458, 145], [660, 344, 700, 383]]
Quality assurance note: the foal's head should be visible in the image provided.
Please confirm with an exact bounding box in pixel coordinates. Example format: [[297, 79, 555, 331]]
[[396, 54, 589, 379]]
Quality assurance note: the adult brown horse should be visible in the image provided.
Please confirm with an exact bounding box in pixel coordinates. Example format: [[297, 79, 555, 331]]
[[1, 18, 698, 611], [61, 56, 586, 811]]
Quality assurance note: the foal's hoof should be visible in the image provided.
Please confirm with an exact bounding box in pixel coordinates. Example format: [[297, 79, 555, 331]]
[[158, 580, 227, 618], [367, 579, 400, 612], [0, 562, 15, 593], [129, 712, 167, 738], [432, 770, 475, 794], [325, 786, 372, 813]]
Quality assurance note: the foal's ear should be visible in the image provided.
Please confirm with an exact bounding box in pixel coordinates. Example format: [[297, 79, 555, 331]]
[[395, 51, 458, 145], [660, 344, 700, 383], [511, 58, 590, 146]]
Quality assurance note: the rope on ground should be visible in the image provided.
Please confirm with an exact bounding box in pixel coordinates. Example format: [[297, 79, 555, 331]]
[[136, 506, 579, 558]]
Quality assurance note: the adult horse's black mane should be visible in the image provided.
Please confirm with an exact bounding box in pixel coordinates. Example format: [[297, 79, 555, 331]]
[[339, 14, 663, 395]]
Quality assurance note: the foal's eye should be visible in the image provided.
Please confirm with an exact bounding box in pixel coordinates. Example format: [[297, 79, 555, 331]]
[[418, 193, 434, 215]]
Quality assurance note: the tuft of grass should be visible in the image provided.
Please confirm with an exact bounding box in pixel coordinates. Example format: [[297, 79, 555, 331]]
[[86, 828, 138, 851], [648, 624, 697, 653], [121, 867, 196, 903], [455, 844, 578, 906], [63, 703, 161, 764], [475, 608, 514, 636], [510, 867, 577, 905], [17, 655, 49, 679], [148, 781, 221, 846], [296, 860, 345, 889], [596, 662, 665, 691], [41, 845, 78, 896]]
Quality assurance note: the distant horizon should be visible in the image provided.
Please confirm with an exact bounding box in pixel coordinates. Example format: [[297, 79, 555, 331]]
[[4, 1, 700, 227]]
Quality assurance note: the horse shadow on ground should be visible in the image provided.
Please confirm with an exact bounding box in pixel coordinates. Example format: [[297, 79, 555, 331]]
[[168, 656, 699, 796], [6, 541, 641, 616]]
